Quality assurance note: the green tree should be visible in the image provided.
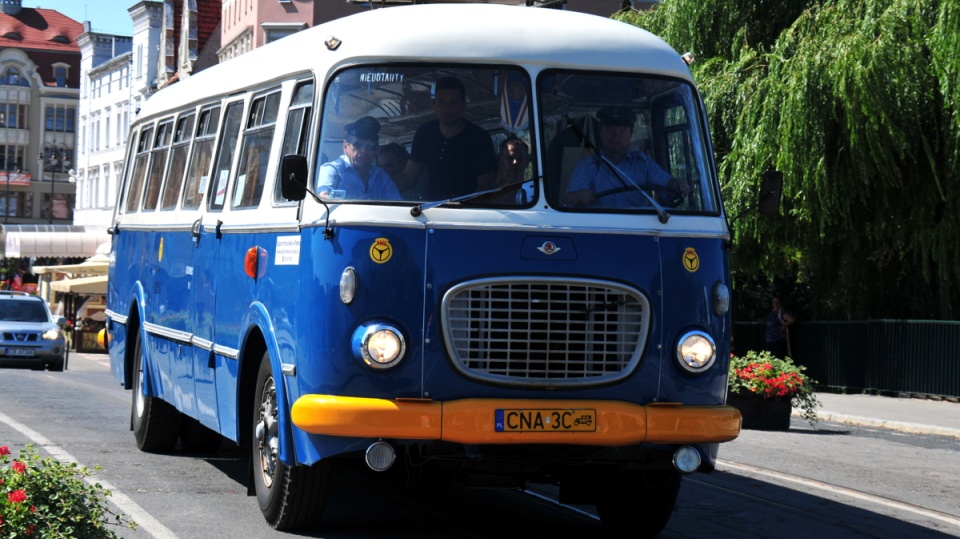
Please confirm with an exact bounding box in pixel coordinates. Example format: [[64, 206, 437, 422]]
[[618, 0, 960, 320]]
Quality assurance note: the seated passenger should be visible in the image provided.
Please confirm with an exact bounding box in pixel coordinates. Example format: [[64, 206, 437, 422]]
[[317, 116, 401, 201], [379, 142, 424, 200], [493, 136, 533, 204], [564, 107, 688, 209]]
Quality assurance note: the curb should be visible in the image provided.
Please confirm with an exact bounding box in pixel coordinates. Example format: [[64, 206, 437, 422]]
[[806, 410, 960, 439]]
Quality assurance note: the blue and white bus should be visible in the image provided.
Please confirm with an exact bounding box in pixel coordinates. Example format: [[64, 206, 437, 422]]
[[106, 4, 741, 535]]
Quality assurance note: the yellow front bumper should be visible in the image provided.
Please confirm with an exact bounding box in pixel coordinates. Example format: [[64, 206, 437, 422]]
[[291, 396, 741, 445]]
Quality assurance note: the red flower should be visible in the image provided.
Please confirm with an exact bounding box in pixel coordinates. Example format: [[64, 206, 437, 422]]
[[0, 446, 9, 456], [12, 461, 26, 474], [7, 489, 27, 504]]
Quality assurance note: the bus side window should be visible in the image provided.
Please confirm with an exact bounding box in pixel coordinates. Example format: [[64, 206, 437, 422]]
[[232, 89, 281, 209], [161, 112, 195, 210], [123, 125, 154, 213], [275, 80, 314, 204], [207, 101, 244, 212], [142, 119, 174, 211], [181, 106, 220, 210]]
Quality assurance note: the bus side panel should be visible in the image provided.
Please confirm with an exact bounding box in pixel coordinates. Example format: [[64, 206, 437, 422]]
[[193, 225, 223, 433], [106, 316, 128, 386], [656, 236, 730, 405], [157, 230, 201, 417]]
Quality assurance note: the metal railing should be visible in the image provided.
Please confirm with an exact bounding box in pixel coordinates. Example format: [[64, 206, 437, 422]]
[[733, 320, 960, 399]]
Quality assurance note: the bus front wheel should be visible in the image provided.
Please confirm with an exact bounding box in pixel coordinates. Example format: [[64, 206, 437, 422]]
[[596, 469, 682, 538], [130, 331, 181, 452], [252, 352, 330, 531]]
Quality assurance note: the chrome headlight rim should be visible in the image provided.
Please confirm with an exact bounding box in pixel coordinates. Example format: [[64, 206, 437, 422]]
[[354, 322, 406, 370], [675, 330, 717, 373]]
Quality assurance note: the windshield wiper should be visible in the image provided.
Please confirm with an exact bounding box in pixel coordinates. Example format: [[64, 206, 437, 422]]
[[410, 179, 533, 217], [563, 115, 671, 224]]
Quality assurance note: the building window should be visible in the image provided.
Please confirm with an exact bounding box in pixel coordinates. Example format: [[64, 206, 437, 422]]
[[1, 192, 32, 218], [0, 104, 27, 129], [45, 105, 77, 133], [3, 67, 28, 86], [0, 145, 26, 171]]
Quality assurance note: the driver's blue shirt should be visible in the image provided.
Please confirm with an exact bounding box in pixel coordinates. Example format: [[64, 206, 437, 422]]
[[567, 150, 672, 208], [317, 155, 401, 201]]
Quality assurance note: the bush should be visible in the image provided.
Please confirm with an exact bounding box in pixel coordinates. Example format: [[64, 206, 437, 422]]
[[0, 444, 137, 538]]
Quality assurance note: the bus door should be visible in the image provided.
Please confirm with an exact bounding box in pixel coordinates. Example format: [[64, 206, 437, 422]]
[[190, 101, 244, 434]]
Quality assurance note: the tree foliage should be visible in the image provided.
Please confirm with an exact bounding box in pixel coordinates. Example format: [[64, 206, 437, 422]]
[[618, 0, 960, 319]]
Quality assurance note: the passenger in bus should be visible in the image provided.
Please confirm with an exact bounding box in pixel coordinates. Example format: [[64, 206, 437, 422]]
[[563, 107, 689, 209], [392, 76, 497, 201], [379, 142, 424, 200], [317, 116, 401, 201], [493, 136, 532, 204]]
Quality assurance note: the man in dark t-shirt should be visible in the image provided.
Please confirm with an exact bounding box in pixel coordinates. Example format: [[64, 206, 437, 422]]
[[395, 76, 497, 200]]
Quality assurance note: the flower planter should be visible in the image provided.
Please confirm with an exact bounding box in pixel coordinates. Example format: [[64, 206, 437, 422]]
[[727, 394, 793, 431]]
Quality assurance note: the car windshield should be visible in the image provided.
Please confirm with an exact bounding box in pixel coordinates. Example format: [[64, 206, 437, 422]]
[[538, 70, 720, 215], [0, 300, 49, 323]]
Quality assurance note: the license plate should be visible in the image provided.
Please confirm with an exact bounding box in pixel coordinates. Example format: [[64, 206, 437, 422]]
[[495, 408, 596, 432], [5, 348, 35, 357]]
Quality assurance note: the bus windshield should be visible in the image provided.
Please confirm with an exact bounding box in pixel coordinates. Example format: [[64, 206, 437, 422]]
[[315, 64, 718, 215], [539, 70, 719, 215]]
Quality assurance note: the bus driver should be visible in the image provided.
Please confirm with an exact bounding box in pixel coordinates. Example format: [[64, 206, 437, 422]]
[[317, 116, 401, 201], [564, 107, 689, 209]]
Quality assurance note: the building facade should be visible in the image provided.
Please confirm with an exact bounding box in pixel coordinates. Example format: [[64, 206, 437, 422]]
[[0, 0, 81, 229], [74, 1, 163, 228]]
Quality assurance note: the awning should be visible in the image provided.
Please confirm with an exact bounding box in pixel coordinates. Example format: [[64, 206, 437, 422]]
[[50, 275, 108, 295], [4, 230, 111, 258], [32, 253, 109, 276]]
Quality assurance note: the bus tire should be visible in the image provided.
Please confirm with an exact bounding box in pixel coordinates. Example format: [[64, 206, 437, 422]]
[[130, 331, 182, 452], [252, 352, 330, 531], [596, 469, 681, 538]]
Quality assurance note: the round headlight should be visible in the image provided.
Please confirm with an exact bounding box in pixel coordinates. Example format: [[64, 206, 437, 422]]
[[676, 331, 716, 373], [357, 324, 405, 369]]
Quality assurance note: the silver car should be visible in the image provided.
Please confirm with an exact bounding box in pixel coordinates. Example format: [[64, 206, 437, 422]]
[[0, 291, 67, 371]]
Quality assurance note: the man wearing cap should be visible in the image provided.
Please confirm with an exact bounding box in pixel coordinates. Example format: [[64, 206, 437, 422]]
[[317, 116, 401, 201], [392, 76, 498, 200], [564, 106, 689, 208]]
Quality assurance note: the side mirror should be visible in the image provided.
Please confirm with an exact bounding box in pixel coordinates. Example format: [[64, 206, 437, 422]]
[[280, 155, 308, 202], [758, 170, 783, 215], [56, 316, 67, 327]]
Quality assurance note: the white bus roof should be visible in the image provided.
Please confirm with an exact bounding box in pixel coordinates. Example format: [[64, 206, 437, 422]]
[[138, 4, 690, 120]]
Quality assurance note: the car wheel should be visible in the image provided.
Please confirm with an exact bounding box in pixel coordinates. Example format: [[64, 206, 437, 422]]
[[48, 356, 65, 372]]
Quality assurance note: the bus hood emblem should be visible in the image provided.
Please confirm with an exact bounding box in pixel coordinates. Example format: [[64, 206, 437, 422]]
[[537, 241, 562, 255]]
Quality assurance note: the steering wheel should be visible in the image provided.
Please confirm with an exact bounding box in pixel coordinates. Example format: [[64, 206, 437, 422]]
[[594, 184, 685, 208]]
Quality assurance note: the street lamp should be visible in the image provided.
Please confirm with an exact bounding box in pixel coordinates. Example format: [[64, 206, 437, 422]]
[[40, 142, 67, 224]]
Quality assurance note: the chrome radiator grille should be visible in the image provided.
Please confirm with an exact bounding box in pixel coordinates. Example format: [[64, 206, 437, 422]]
[[442, 278, 650, 387]]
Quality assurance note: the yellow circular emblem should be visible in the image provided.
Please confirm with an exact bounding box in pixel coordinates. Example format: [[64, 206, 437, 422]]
[[158, 237, 164, 263], [682, 247, 700, 272], [369, 237, 393, 264]]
